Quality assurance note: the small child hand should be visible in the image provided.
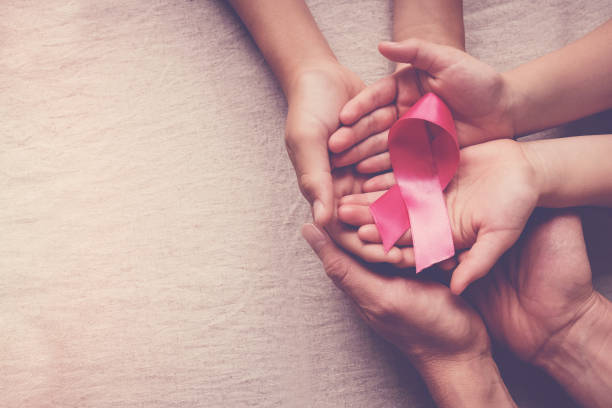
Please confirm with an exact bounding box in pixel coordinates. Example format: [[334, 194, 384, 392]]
[[329, 39, 517, 172], [337, 139, 539, 294], [328, 65, 422, 169], [325, 166, 417, 267]]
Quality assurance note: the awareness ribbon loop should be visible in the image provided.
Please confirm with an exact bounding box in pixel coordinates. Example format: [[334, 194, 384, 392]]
[[369, 92, 459, 272]]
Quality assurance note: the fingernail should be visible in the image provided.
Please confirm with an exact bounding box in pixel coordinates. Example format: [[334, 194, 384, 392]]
[[301, 223, 327, 252], [313, 200, 325, 225]]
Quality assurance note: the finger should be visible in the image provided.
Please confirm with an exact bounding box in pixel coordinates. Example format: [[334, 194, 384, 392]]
[[328, 105, 396, 154], [340, 76, 397, 125], [438, 257, 457, 271], [285, 128, 334, 226], [331, 131, 389, 168], [450, 231, 516, 295], [356, 152, 392, 174], [324, 222, 403, 264], [339, 191, 385, 206], [302, 224, 390, 302], [358, 224, 413, 247], [396, 247, 416, 268], [378, 39, 453, 77], [337, 204, 374, 226], [363, 172, 396, 192]]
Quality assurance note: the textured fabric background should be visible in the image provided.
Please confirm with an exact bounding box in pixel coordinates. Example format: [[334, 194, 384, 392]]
[[1, 1, 611, 406]]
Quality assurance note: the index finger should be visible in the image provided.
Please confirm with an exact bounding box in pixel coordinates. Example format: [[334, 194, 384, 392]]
[[339, 75, 397, 126]]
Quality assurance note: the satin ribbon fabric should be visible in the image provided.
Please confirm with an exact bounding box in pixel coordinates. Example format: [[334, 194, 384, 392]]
[[369, 93, 459, 272]]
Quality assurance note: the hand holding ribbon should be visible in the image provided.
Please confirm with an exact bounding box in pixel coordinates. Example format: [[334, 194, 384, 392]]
[[370, 93, 458, 272], [338, 136, 540, 294], [328, 39, 515, 175]]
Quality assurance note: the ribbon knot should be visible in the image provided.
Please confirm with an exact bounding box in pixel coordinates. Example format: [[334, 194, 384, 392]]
[[369, 93, 459, 272]]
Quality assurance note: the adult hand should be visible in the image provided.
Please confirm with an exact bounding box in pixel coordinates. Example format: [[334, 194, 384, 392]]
[[469, 209, 595, 362], [470, 209, 612, 407], [301, 223, 516, 407]]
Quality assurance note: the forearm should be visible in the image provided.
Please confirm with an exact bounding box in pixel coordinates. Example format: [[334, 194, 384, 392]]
[[228, 0, 337, 97], [535, 292, 612, 408], [393, 0, 464, 49], [505, 19, 612, 136], [416, 354, 516, 408], [522, 135, 612, 208]]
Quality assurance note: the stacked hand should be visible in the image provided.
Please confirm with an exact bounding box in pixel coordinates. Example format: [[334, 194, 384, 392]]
[[287, 60, 425, 265], [303, 208, 603, 407], [469, 209, 597, 362], [328, 39, 552, 293], [230, 3, 612, 404], [337, 138, 539, 294], [329, 39, 516, 174], [302, 223, 517, 406], [312, 37, 612, 407]]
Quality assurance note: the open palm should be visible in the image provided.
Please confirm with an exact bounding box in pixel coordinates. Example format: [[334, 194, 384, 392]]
[[337, 139, 539, 293], [378, 39, 515, 146], [286, 62, 411, 264], [329, 39, 516, 173], [327, 65, 423, 171], [302, 224, 490, 364], [469, 209, 596, 362]]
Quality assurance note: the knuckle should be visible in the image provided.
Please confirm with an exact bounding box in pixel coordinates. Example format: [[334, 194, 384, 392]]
[[298, 171, 330, 202], [284, 127, 301, 147], [364, 295, 399, 322], [285, 123, 318, 145], [323, 255, 350, 286], [352, 145, 363, 163], [284, 129, 301, 160], [374, 133, 387, 151], [383, 106, 396, 123], [298, 173, 318, 198], [364, 112, 376, 133], [342, 126, 356, 146], [367, 92, 380, 110]]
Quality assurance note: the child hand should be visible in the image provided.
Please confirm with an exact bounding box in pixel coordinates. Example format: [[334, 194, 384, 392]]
[[328, 65, 422, 170], [329, 39, 516, 173], [325, 166, 416, 267], [337, 139, 539, 294]]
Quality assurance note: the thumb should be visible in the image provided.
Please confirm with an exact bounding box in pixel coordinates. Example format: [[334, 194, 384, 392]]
[[378, 39, 455, 77], [299, 170, 333, 227], [450, 231, 517, 295], [301, 224, 386, 302], [285, 130, 334, 226]]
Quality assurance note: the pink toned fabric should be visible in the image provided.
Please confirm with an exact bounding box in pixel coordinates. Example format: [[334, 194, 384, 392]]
[[369, 93, 459, 272]]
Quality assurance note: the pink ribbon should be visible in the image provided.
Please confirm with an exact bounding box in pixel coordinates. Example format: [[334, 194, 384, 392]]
[[369, 93, 459, 272]]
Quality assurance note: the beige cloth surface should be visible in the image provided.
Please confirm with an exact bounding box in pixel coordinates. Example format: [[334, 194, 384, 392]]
[[1, 1, 611, 406]]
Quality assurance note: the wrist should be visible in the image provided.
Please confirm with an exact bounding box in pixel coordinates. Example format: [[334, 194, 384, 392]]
[[502, 68, 538, 138], [284, 55, 340, 100], [499, 71, 523, 139], [416, 353, 516, 408], [393, 28, 464, 74], [518, 140, 551, 208], [534, 292, 612, 407], [394, 27, 465, 50]]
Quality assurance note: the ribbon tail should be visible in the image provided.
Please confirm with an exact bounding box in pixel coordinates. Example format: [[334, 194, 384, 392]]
[[403, 181, 455, 272], [369, 185, 410, 252]]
